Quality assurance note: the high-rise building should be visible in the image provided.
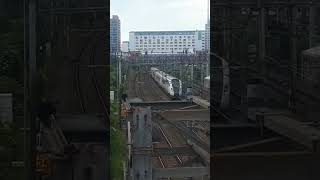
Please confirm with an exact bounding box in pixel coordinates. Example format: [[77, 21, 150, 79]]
[[110, 15, 121, 54], [129, 30, 206, 54]]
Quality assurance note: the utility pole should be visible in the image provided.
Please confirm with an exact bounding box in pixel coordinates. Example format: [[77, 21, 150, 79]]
[[289, 6, 297, 112], [258, 0, 266, 109], [25, 0, 38, 179], [119, 52, 122, 90], [309, 7, 316, 48]]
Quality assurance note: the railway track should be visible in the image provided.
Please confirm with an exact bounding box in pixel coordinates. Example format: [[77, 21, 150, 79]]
[[126, 67, 208, 178], [171, 121, 210, 153], [131, 69, 171, 101], [89, 37, 109, 121], [155, 122, 182, 180], [71, 32, 109, 120]]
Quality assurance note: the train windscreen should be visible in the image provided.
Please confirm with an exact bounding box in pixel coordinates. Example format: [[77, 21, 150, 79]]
[[171, 79, 180, 95]]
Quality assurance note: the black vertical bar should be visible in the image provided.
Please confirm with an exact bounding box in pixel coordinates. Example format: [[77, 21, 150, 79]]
[[24, 0, 30, 179], [27, 0, 38, 179]]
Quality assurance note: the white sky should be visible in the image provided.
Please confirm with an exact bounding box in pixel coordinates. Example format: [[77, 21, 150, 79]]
[[110, 0, 208, 41]]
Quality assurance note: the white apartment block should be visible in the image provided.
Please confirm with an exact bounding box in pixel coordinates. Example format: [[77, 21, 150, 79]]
[[129, 31, 206, 54], [121, 41, 129, 52]]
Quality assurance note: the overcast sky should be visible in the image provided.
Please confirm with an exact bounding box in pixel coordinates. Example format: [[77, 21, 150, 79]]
[[110, 0, 209, 41]]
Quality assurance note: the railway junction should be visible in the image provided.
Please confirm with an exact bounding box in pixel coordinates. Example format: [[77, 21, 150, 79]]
[[120, 54, 210, 180]]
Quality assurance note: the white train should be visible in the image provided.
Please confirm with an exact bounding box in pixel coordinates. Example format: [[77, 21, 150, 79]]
[[212, 53, 230, 109], [150, 67, 182, 97], [204, 76, 210, 89]]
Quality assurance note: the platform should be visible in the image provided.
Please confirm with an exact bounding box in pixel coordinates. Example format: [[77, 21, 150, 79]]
[[55, 114, 108, 142], [248, 108, 320, 151], [159, 109, 209, 121], [191, 96, 210, 109], [55, 113, 107, 132]]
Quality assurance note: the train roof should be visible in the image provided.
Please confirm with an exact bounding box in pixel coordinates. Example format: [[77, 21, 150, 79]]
[[165, 74, 179, 81], [153, 69, 180, 81], [302, 46, 320, 58]]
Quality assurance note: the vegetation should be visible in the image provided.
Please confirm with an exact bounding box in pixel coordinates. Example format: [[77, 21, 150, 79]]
[[110, 64, 117, 91], [110, 58, 125, 180], [110, 102, 124, 180]]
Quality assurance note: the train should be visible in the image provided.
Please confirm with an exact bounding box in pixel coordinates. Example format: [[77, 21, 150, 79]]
[[202, 76, 210, 100], [212, 54, 230, 109], [150, 67, 182, 98]]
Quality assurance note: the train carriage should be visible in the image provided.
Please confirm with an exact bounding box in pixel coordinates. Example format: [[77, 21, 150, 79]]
[[150, 67, 182, 97]]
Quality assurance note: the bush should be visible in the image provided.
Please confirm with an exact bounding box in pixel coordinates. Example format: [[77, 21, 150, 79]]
[[110, 102, 125, 180]]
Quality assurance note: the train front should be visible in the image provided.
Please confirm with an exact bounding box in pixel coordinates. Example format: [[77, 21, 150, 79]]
[[171, 79, 182, 98]]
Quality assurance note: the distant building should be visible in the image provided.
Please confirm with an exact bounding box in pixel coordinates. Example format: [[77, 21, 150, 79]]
[[121, 41, 129, 53], [110, 15, 121, 54], [129, 30, 206, 54], [205, 20, 210, 52]]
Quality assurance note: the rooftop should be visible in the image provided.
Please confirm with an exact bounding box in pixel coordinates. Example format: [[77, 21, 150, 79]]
[[130, 30, 205, 36]]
